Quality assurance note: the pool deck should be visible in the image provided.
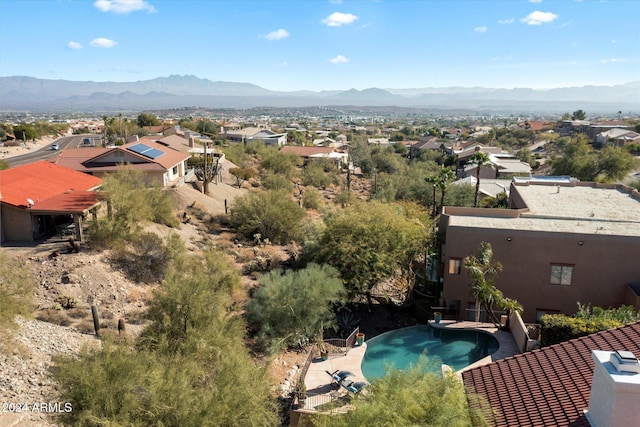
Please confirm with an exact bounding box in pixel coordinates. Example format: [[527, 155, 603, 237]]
[[301, 321, 520, 412]]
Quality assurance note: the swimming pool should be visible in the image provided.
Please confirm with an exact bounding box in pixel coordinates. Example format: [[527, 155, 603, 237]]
[[361, 325, 499, 379]]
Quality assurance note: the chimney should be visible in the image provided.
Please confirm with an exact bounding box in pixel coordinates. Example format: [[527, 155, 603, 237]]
[[189, 137, 195, 148], [585, 350, 640, 427]]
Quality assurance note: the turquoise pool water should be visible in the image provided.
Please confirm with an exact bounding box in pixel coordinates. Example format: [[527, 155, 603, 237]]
[[361, 325, 499, 379]]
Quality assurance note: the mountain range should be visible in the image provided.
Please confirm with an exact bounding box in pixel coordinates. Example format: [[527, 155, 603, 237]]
[[1, 75, 638, 114]]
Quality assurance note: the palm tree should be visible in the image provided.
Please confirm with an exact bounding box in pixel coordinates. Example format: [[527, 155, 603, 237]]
[[464, 242, 503, 324], [437, 167, 456, 215], [467, 151, 492, 207], [425, 174, 438, 218]]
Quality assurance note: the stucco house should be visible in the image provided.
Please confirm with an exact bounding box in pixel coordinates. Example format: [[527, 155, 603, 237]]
[[53, 140, 190, 187], [438, 181, 640, 323], [0, 161, 102, 242]]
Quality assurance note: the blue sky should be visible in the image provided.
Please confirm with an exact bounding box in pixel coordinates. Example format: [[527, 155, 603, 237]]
[[1, 0, 638, 91]]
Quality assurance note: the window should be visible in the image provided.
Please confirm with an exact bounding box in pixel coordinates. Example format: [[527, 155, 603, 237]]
[[172, 165, 178, 175], [550, 264, 573, 286], [448, 258, 462, 275]]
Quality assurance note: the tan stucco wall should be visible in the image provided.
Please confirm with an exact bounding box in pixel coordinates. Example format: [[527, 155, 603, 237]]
[[441, 224, 640, 323], [1, 205, 34, 241]]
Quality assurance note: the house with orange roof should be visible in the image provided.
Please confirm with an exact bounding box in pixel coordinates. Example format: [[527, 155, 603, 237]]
[[0, 161, 102, 242], [53, 140, 190, 187]]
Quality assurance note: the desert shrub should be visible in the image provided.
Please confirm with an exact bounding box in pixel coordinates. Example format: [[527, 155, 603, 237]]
[[221, 143, 250, 165], [539, 314, 620, 347], [0, 250, 34, 329], [54, 295, 78, 310], [74, 319, 96, 334], [259, 149, 302, 179], [246, 263, 346, 353], [88, 167, 177, 248], [37, 309, 71, 327], [301, 161, 340, 189], [67, 307, 89, 319], [229, 189, 305, 244], [113, 232, 183, 284], [229, 167, 257, 188], [302, 188, 322, 209], [261, 172, 293, 191]]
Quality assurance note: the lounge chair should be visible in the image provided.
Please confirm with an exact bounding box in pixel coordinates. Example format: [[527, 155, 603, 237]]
[[346, 381, 367, 394], [326, 370, 353, 383]]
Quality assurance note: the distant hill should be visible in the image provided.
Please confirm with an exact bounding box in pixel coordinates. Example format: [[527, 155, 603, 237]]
[[0, 75, 638, 113]]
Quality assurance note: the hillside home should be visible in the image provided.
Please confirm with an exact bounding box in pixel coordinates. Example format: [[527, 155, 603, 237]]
[[0, 161, 102, 242], [596, 128, 640, 147], [279, 146, 348, 165], [438, 181, 640, 323], [225, 127, 286, 146], [53, 140, 190, 187]]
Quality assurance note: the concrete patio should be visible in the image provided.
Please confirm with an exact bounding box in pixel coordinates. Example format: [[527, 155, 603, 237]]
[[296, 321, 520, 412]]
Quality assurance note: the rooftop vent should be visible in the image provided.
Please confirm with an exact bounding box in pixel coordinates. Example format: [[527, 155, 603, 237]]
[[610, 350, 640, 374]]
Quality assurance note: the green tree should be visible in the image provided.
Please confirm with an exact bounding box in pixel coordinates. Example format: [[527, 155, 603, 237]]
[[309, 360, 485, 427], [572, 109, 587, 120], [467, 152, 492, 207], [229, 167, 257, 188], [437, 167, 457, 215], [259, 149, 302, 179], [137, 112, 160, 127], [464, 242, 503, 324], [596, 145, 639, 182], [229, 190, 305, 244], [246, 264, 345, 353], [310, 201, 430, 307], [0, 159, 9, 170], [88, 167, 177, 247], [13, 124, 37, 141], [550, 135, 636, 182]]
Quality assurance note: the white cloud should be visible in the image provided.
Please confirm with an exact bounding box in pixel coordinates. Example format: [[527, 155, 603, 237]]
[[94, 0, 156, 14], [322, 12, 358, 27], [611, 39, 617, 44], [90, 38, 118, 48], [329, 55, 349, 64], [261, 29, 290, 41], [475, 26, 487, 34], [498, 18, 515, 24], [68, 41, 82, 49], [600, 58, 627, 64], [528, 0, 543, 3], [520, 11, 558, 25]]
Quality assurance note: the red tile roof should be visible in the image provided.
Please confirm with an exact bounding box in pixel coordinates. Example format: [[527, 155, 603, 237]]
[[0, 161, 102, 210], [463, 321, 640, 427]]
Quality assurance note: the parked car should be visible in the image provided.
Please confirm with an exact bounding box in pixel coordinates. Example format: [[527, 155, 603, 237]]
[[51, 143, 59, 150]]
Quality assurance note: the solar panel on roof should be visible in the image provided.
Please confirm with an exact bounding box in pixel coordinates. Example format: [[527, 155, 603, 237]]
[[143, 148, 164, 159], [127, 143, 164, 159]]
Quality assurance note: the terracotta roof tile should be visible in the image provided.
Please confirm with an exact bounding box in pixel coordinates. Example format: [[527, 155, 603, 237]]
[[462, 321, 640, 427], [0, 161, 102, 209]]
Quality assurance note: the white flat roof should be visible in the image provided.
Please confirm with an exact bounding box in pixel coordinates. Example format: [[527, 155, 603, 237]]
[[447, 183, 640, 237]]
